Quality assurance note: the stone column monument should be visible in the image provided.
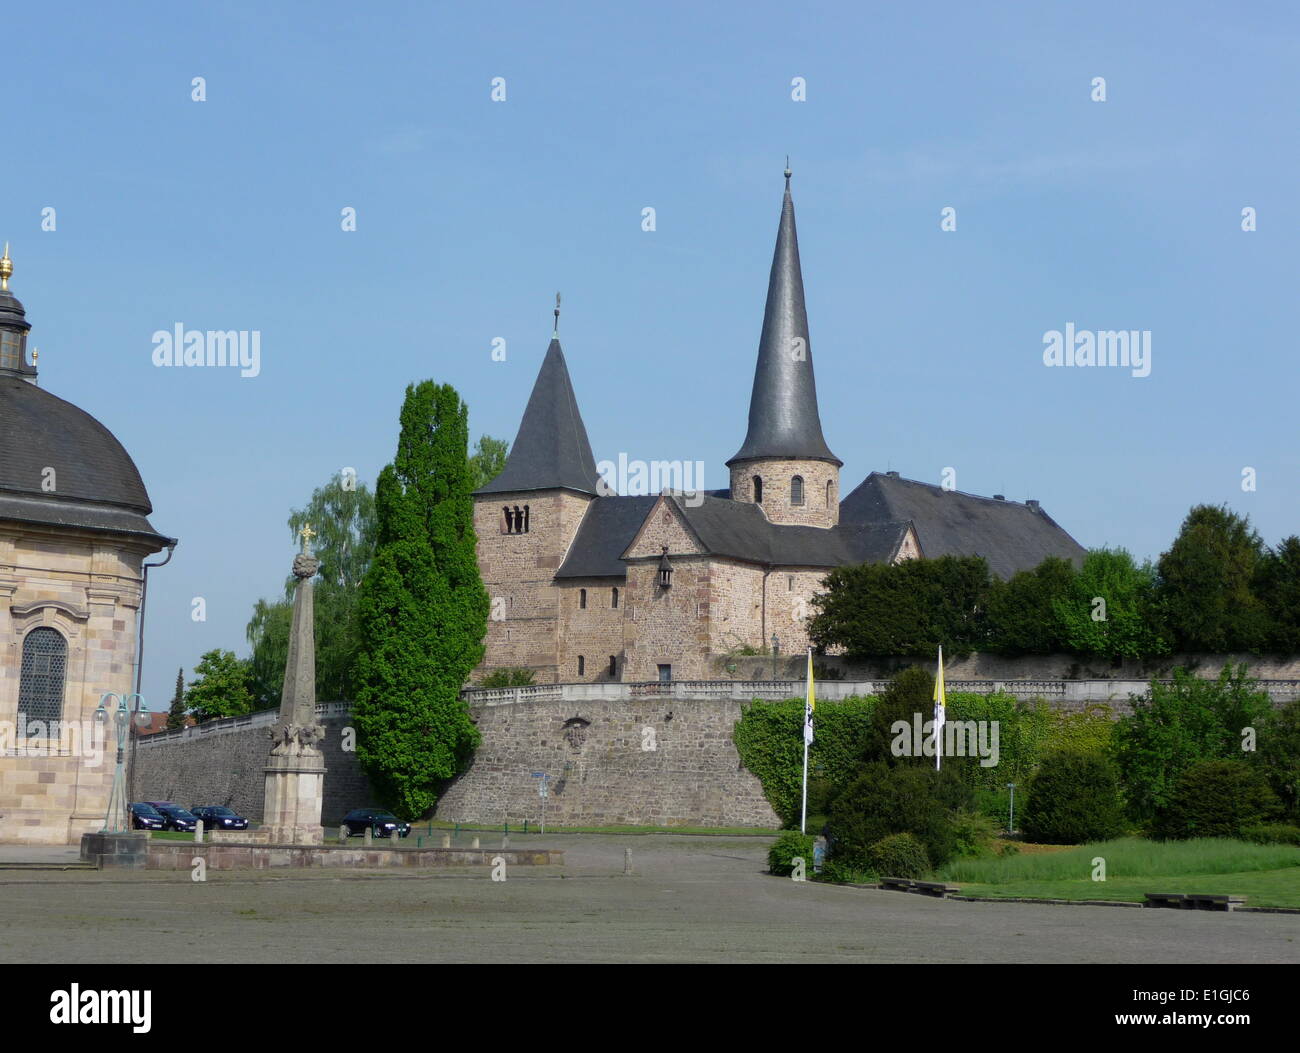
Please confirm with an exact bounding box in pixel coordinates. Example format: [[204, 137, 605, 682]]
[[261, 524, 327, 844]]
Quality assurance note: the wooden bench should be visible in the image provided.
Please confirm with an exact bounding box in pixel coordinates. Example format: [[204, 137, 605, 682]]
[[879, 877, 961, 898], [1144, 892, 1246, 912]]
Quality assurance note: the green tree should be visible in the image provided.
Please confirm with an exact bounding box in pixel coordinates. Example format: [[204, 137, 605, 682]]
[[246, 471, 377, 707], [185, 649, 254, 723], [165, 667, 187, 730], [1155, 505, 1271, 652], [1021, 750, 1126, 844], [985, 556, 1075, 655], [866, 665, 936, 763], [1256, 698, 1300, 820], [352, 382, 490, 817], [1113, 664, 1273, 821], [809, 555, 992, 658], [828, 761, 971, 869], [1255, 536, 1300, 654], [1053, 548, 1168, 660], [468, 434, 509, 490], [1152, 760, 1279, 840]]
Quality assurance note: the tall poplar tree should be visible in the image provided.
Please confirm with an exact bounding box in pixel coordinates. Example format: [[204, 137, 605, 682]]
[[352, 382, 489, 817], [166, 668, 187, 730]]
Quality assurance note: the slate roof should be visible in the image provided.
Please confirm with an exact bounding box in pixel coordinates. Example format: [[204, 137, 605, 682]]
[[554, 495, 658, 577], [0, 374, 168, 542], [728, 173, 840, 467], [840, 472, 1086, 579], [475, 339, 602, 496]]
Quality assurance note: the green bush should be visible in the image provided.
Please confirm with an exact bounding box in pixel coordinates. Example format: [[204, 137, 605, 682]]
[[1152, 760, 1280, 840], [817, 858, 877, 884], [479, 667, 535, 688], [828, 761, 971, 868], [868, 833, 931, 878], [1240, 823, 1300, 846], [1021, 750, 1125, 845], [950, 810, 999, 857], [768, 831, 815, 876]]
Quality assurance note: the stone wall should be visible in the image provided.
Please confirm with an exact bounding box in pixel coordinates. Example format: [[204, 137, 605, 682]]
[[437, 697, 779, 828], [133, 714, 371, 826], [729, 458, 841, 528]]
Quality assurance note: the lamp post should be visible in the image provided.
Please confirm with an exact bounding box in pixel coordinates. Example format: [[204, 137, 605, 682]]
[[1006, 782, 1017, 834], [771, 633, 780, 681], [95, 692, 150, 833]]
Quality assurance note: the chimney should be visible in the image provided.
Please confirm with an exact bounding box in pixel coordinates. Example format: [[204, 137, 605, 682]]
[[1026, 499, 1040, 510], [886, 470, 900, 478]]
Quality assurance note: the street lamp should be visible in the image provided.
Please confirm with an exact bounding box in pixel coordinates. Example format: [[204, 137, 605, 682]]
[[771, 634, 780, 681], [95, 692, 150, 833], [1006, 782, 1017, 834]]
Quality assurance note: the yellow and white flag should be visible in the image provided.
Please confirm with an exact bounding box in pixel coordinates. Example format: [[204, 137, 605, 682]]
[[803, 649, 815, 745], [933, 645, 946, 770]]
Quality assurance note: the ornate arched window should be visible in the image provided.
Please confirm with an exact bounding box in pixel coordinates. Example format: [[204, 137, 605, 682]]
[[753, 476, 763, 504], [791, 475, 805, 506], [19, 627, 67, 736]]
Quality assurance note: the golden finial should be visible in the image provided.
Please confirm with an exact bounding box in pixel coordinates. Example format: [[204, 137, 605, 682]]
[[31, 348, 38, 365], [299, 523, 316, 554], [0, 243, 12, 292]]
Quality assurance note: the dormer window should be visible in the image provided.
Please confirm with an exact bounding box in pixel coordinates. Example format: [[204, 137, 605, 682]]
[[658, 546, 672, 588], [791, 475, 805, 506], [752, 476, 763, 504], [0, 329, 24, 372]]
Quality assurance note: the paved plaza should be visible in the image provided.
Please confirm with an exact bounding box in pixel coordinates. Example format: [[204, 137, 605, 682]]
[[2, 835, 1297, 964]]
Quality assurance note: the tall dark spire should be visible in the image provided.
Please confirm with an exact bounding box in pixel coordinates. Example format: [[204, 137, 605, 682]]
[[727, 169, 840, 467], [475, 336, 601, 495]]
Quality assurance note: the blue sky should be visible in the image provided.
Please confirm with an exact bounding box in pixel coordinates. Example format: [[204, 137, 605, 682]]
[[3, 1, 1298, 707]]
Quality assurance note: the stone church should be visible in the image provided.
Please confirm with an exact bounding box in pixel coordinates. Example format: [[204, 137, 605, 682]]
[[475, 173, 1086, 684], [0, 248, 173, 843]]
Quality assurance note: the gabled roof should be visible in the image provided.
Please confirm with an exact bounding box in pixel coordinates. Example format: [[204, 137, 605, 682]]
[[840, 472, 1086, 579], [728, 172, 840, 468], [475, 339, 601, 496], [555, 495, 658, 577]]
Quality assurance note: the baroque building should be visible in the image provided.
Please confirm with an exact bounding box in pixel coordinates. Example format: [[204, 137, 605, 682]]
[[474, 174, 1084, 684], [0, 248, 173, 843]]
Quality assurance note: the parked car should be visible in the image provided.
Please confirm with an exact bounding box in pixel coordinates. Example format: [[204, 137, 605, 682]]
[[340, 808, 411, 839], [129, 802, 166, 831], [190, 806, 249, 831], [145, 801, 199, 833]]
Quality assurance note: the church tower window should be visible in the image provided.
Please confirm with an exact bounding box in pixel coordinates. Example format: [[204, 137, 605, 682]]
[[826, 479, 834, 507], [18, 627, 67, 735], [791, 475, 804, 505], [579, 588, 587, 609], [753, 476, 763, 504], [658, 546, 672, 587], [577, 655, 585, 676], [611, 587, 619, 608]]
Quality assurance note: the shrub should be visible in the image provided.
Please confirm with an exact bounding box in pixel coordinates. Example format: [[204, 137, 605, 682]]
[[1256, 697, 1300, 820], [1152, 760, 1280, 840], [1021, 750, 1125, 845], [768, 831, 815, 876], [868, 833, 931, 878], [1240, 823, 1300, 846], [950, 810, 999, 858], [478, 667, 535, 688], [828, 761, 971, 868], [817, 858, 877, 884]]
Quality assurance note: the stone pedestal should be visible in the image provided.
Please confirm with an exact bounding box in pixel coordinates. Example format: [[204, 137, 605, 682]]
[[262, 752, 327, 845]]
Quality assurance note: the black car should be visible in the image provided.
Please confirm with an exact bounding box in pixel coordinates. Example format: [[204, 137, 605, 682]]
[[145, 801, 199, 833], [341, 808, 411, 839], [190, 806, 249, 831], [129, 802, 166, 831]]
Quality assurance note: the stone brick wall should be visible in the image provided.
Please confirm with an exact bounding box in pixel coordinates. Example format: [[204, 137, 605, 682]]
[[133, 715, 372, 827], [0, 523, 161, 844], [436, 697, 779, 828], [557, 578, 625, 682], [474, 489, 593, 683], [729, 458, 840, 528]]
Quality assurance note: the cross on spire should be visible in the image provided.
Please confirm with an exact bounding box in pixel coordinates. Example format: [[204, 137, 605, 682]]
[[299, 523, 316, 554]]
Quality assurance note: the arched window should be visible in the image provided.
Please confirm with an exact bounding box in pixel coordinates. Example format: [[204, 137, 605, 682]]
[[826, 479, 834, 507], [791, 475, 805, 506], [611, 587, 619, 609], [503, 506, 514, 533], [753, 476, 763, 504], [19, 627, 67, 737], [522, 505, 530, 533], [608, 655, 617, 677], [579, 588, 587, 609], [577, 655, 586, 677]]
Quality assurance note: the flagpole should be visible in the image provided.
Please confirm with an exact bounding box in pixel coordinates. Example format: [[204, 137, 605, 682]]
[[800, 647, 812, 834], [934, 644, 945, 771]]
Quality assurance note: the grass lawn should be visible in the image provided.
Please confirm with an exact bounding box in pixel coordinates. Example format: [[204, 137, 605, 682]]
[[940, 838, 1300, 908]]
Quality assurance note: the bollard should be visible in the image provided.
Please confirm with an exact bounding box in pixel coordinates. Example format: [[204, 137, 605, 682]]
[[364, 826, 373, 845], [471, 836, 480, 849], [338, 824, 348, 843], [524, 819, 529, 834], [441, 833, 451, 848], [502, 834, 510, 850], [417, 837, 423, 848], [623, 847, 633, 875], [194, 819, 204, 843]]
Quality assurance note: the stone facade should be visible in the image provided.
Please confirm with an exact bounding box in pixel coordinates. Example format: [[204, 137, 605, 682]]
[[0, 523, 158, 844], [729, 457, 841, 528]]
